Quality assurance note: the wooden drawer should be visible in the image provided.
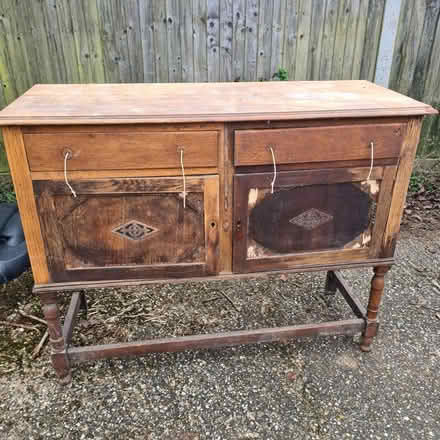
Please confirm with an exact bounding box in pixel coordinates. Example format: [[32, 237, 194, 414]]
[[24, 131, 219, 171], [234, 123, 404, 166]]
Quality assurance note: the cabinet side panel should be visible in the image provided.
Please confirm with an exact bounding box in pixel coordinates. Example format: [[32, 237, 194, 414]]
[[382, 117, 423, 257], [2, 126, 50, 283]]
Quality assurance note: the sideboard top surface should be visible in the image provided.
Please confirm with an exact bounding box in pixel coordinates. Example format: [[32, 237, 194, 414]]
[[0, 80, 436, 126]]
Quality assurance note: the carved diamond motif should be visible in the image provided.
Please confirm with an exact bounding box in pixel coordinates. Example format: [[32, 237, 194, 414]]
[[289, 208, 333, 231], [112, 220, 158, 241]]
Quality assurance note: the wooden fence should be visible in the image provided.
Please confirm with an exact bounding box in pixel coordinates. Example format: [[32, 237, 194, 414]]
[[389, 0, 440, 154], [0, 0, 439, 171]]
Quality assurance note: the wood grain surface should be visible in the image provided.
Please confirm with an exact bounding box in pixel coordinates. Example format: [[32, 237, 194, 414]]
[[0, 81, 436, 125]]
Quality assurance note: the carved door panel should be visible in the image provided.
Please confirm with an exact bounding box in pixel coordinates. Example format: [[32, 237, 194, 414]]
[[233, 167, 396, 273], [34, 176, 219, 282]]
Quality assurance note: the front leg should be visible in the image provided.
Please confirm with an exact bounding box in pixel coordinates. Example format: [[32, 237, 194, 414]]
[[40, 291, 72, 384], [360, 266, 391, 352]]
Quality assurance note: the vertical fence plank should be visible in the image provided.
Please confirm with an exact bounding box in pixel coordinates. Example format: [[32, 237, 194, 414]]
[[232, 0, 246, 81], [166, 0, 182, 82], [28, 1, 56, 83], [341, 0, 361, 80], [180, 0, 194, 82], [42, 0, 67, 83], [113, 0, 133, 82], [283, 0, 298, 81], [97, 0, 121, 82], [84, 0, 106, 83], [389, 0, 412, 89], [394, 1, 425, 94], [193, 0, 207, 82], [71, 0, 96, 83], [256, 0, 274, 81], [360, 0, 386, 81], [398, 1, 426, 94], [244, 0, 258, 81], [309, 0, 327, 80], [207, 0, 220, 82], [270, 0, 287, 78], [410, 1, 440, 101], [294, 0, 312, 80], [0, 3, 19, 103], [139, 0, 155, 82], [332, 0, 349, 80], [55, 0, 81, 83], [424, 5, 440, 105], [12, 1, 38, 91], [0, 4, 27, 97], [319, 0, 338, 80], [351, 0, 368, 79], [220, 0, 233, 82], [153, 0, 169, 82], [122, 0, 144, 83]]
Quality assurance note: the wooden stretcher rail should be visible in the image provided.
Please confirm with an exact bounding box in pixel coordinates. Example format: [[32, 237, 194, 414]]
[[332, 270, 368, 319], [65, 319, 365, 364]]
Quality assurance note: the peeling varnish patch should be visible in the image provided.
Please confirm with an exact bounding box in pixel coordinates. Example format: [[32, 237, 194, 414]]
[[362, 232, 371, 246], [247, 244, 258, 259], [344, 230, 372, 250], [361, 179, 380, 195], [248, 188, 259, 209]]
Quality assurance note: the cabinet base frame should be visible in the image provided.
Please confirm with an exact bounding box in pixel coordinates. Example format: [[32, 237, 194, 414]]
[[37, 264, 392, 384]]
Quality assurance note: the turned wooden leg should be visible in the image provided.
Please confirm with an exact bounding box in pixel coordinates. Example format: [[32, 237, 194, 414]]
[[360, 266, 391, 352], [324, 271, 337, 295], [40, 292, 72, 384]]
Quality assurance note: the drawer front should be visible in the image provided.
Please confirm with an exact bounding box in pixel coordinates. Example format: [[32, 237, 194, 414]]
[[234, 123, 404, 166], [24, 131, 219, 171]]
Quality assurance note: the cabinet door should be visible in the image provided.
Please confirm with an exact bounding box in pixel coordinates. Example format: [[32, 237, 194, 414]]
[[34, 176, 219, 282], [233, 167, 396, 273]]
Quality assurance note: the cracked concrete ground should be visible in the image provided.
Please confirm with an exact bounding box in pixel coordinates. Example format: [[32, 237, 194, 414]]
[[0, 227, 439, 440]]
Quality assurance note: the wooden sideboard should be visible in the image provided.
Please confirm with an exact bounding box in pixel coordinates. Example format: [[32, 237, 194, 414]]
[[0, 81, 436, 384]]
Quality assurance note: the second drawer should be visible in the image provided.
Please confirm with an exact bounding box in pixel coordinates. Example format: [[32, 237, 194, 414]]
[[234, 123, 405, 166], [24, 131, 219, 171]]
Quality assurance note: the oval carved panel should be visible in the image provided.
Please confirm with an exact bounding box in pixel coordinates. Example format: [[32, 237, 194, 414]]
[[248, 183, 371, 253]]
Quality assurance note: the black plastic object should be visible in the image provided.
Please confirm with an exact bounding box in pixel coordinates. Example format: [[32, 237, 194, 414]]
[[0, 203, 30, 283]]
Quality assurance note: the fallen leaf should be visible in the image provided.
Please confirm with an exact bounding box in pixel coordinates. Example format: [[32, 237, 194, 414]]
[[287, 371, 297, 381]]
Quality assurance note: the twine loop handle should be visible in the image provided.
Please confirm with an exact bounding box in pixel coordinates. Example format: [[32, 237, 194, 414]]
[[178, 147, 186, 208], [64, 151, 77, 198], [367, 141, 374, 181], [269, 145, 277, 194]]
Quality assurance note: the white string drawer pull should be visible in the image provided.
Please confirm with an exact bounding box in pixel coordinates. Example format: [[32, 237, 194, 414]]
[[179, 147, 186, 208], [64, 151, 77, 198], [269, 145, 277, 194], [367, 141, 374, 181]]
